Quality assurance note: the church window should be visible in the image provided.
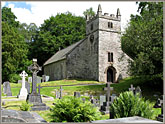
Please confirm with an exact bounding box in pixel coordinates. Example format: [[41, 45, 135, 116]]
[[108, 52, 113, 62], [90, 34, 94, 43], [91, 23, 93, 30], [108, 22, 113, 28]]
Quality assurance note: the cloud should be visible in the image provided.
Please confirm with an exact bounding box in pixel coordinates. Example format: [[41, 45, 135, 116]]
[[1, 2, 6, 8], [5, 2, 139, 31]]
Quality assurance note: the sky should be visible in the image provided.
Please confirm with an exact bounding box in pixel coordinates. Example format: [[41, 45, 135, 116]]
[[1, 1, 140, 32]]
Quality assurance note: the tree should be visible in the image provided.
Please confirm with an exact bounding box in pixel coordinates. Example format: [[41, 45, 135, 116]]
[[83, 7, 95, 18], [121, 2, 163, 78], [30, 12, 86, 66], [2, 7, 31, 82], [2, 7, 19, 28]]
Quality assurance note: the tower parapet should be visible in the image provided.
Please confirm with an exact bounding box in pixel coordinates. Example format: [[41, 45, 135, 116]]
[[86, 4, 121, 24]]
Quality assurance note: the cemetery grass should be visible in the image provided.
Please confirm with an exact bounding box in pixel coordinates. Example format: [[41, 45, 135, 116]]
[[1, 77, 162, 121]]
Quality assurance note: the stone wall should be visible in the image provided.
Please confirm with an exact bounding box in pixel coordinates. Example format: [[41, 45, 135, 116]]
[[66, 34, 99, 80], [44, 59, 66, 81], [98, 17, 130, 82]]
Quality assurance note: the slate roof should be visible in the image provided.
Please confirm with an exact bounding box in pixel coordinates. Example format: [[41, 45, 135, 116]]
[[43, 38, 86, 66]]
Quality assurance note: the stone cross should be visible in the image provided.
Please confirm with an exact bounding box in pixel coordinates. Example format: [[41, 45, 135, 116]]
[[37, 85, 42, 95], [20, 71, 28, 90], [104, 82, 113, 107], [18, 71, 28, 99], [28, 59, 42, 94], [129, 84, 135, 94], [59, 86, 63, 99]]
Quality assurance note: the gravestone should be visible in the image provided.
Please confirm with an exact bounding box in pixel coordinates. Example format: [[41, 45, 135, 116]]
[[55, 89, 60, 99], [100, 95, 106, 106], [129, 84, 135, 94], [25, 81, 30, 94], [135, 86, 142, 97], [28, 77, 32, 83], [3, 81, 12, 96], [74, 92, 81, 98], [37, 76, 41, 83], [101, 82, 113, 115], [42, 75, 46, 82], [18, 80, 22, 83], [110, 94, 117, 104], [45, 76, 49, 82], [59, 86, 63, 99], [18, 71, 28, 99], [26, 59, 49, 111]]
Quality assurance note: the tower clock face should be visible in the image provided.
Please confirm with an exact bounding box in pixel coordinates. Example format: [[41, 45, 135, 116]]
[[90, 34, 94, 43]]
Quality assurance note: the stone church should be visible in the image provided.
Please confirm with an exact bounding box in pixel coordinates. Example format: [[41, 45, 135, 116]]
[[43, 5, 131, 83]]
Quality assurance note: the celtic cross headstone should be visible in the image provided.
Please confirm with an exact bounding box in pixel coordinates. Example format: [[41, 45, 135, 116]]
[[26, 59, 49, 111], [18, 71, 28, 99], [28, 59, 41, 94]]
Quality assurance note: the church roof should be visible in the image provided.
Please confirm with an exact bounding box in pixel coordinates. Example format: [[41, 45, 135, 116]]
[[43, 38, 86, 66]]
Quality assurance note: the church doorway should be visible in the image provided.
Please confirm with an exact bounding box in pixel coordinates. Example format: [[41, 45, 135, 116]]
[[106, 67, 116, 83]]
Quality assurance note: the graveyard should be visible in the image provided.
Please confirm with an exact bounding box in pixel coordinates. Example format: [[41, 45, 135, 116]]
[[1, 1, 163, 123], [1, 62, 162, 122]]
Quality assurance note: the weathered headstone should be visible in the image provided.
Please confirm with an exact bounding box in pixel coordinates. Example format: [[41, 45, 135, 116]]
[[135, 86, 142, 97], [37, 76, 41, 83], [17, 80, 22, 83], [42, 75, 46, 82], [110, 94, 117, 104], [28, 77, 32, 83], [3, 81, 12, 96], [26, 59, 49, 111], [101, 82, 113, 115], [74, 92, 81, 97], [55, 89, 60, 99], [100, 95, 106, 106], [45, 76, 49, 82], [129, 84, 135, 94], [25, 81, 30, 94], [18, 71, 28, 99], [59, 86, 63, 99]]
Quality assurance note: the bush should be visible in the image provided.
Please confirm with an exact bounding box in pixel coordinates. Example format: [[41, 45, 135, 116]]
[[50, 96, 101, 122], [110, 91, 153, 119], [9, 74, 21, 83], [20, 102, 32, 111]]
